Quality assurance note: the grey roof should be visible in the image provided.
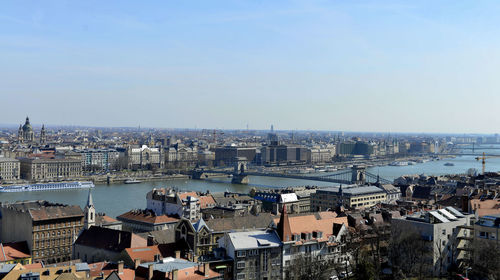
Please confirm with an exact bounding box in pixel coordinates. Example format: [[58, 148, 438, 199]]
[[139, 258, 196, 273], [0, 263, 16, 274], [227, 229, 281, 250], [205, 213, 273, 232], [75, 262, 90, 271], [137, 228, 176, 244], [318, 185, 385, 196], [380, 184, 401, 194], [0, 158, 19, 162]]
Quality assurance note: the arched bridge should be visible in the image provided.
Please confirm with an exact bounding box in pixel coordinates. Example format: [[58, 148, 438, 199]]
[[192, 162, 392, 185]]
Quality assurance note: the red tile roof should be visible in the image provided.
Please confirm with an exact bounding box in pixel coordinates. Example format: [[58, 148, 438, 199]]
[[124, 246, 161, 263], [0, 241, 30, 261], [117, 210, 179, 225]]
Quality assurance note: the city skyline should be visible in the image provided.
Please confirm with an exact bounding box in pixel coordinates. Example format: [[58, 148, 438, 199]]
[[2, 1, 500, 133]]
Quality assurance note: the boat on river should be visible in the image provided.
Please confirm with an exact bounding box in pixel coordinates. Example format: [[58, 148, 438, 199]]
[[0, 181, 95, 193], [124, 178, 141, 184]]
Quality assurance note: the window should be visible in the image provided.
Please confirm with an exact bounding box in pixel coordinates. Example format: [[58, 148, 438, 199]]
[[237, 251, 246, 257], [237, 273, 246, 280], [237, 261, 245, 269]]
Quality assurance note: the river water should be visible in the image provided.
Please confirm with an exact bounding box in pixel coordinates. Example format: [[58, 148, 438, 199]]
[[2, 145, 500, 218]]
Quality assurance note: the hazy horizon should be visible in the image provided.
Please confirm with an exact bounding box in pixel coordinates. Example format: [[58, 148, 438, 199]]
[[2, 1, 500, 133]]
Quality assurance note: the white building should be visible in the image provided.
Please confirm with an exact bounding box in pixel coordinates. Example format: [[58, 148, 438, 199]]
[[391, 206, 474, 276], [218, 229, 282, 280], [127, 145, 163, 170], [0, 157, 20, 181], [146, 188, 215, 222]]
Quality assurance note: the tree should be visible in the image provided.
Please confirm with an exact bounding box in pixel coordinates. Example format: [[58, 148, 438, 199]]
[[470, 238, 500, 279], [286, 253, 333, 280], [388, 225, 432, 279], [355, 253, 377, 280]]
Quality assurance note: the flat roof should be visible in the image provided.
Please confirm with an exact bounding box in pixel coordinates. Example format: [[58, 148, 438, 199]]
[[318, 185, 385, 196], [228, 230, 281, 250]]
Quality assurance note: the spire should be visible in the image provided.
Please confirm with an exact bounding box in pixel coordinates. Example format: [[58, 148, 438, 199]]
[[86, 189, 94, 207], [25, 116, 30, 125], [277, 204, 292, 242]]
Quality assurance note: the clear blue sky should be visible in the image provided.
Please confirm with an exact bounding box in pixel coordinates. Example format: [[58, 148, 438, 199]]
[[1, 0, 500, 133]]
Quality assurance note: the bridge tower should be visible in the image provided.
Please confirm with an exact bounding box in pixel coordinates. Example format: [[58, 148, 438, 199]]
[[231, 157, 249, 184], [351, 165, 366, 184]]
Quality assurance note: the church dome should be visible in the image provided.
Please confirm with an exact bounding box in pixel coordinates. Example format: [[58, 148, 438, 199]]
[[22, 117, 33, 132]]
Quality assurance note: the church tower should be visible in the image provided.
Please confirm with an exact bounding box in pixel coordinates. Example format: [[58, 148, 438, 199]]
[[40, 124, 46, 145], [84, 189, 96, 229], [18, 125, 23, 143]]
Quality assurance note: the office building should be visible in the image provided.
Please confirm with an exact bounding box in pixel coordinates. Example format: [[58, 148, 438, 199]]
[[311, 185, 387, 211]]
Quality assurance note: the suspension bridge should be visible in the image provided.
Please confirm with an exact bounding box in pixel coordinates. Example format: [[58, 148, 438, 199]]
[[191, 158, 392, 185]]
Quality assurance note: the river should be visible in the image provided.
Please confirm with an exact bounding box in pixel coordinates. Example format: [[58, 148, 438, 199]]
[[2, 145, 500, 218]]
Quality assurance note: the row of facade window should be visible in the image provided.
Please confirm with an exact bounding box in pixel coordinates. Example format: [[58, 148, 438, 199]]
[[34, 221, 81, 230], [34, 238, 72, 248], [34, 247, 70, 257]]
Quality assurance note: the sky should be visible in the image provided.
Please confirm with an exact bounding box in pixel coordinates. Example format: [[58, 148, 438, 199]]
[[1, 0, 500, 133]]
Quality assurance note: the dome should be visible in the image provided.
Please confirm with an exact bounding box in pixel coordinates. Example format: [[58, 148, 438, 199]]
[[22, 117, 33, 132]]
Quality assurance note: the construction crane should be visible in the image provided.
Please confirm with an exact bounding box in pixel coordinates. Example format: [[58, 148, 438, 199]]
[[475, 152, 500, 175]]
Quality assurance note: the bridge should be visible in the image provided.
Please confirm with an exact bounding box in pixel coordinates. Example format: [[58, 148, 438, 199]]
[[192, 158, 392, 185]]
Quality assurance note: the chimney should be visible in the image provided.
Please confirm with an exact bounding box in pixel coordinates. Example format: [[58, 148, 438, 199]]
[[203, 263, 210, 277], [171, 269, 178, 280], [148, 264, 154, 280], [175, 250, 180, 259], [117, 261, 124, 275], [134, 259, 141, 269], [147, 235, 155, 246]]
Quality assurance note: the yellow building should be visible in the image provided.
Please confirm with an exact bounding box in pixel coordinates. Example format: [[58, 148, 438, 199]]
[[0, 242, 32, 265]]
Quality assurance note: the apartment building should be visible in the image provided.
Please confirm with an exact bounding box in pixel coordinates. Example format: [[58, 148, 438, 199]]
[[391, 207, 474, 276], [219, 229, 282, 280], [0, 200, 84, 264]]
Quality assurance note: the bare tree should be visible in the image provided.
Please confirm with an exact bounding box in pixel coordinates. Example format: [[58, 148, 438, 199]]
[[470, 238, 500, 279], [286, 253, 333, 280], [389, 225, 432, 279]]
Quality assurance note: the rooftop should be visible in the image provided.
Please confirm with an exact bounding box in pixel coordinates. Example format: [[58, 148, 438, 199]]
[[318, 185, 385, 196], [227, 229, 281, 250]]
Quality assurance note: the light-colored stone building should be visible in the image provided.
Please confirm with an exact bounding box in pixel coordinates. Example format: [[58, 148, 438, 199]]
[[146, 188, 215, 222], [311, 185, 387, 211], [127, 145, 163, 170], [18, 158, 82, 181], [0, 158, 20, 181]]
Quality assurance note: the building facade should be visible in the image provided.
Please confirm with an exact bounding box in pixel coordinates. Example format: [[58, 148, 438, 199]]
[[0, 200, 84, 264], [260, 145, 309, 165], [147, 188, 215, 222], [218, 229, 282, 280], [311, 185, 387, 211], [74, 148, 119, 172], [0, 158, 20, 181], [391, 207, 474, 276], [127, 145, 163, 170], [18, 158, 82, 181], [215, 147, 258, 166]]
